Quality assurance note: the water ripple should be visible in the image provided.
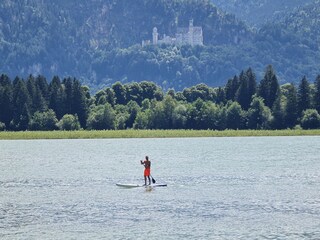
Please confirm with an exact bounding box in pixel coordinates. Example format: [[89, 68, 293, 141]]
[[1, 137, 320, 239]]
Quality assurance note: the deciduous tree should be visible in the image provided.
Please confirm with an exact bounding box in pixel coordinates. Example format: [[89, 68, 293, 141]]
[[247, 96, 272, 129]]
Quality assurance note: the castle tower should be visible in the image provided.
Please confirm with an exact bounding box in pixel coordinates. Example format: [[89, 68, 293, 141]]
[[153, 27, 158, 45], [189, 19, 194, 28], [188, 19, 194, 46]]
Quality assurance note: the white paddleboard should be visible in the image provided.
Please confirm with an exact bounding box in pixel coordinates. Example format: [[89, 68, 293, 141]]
[[116, 183, 167, 188]]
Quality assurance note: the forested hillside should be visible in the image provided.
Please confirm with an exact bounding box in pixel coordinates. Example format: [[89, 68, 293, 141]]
[[212, 0, 314, 26], [0, 0, 319, 91], [276, 2, 320, 43]]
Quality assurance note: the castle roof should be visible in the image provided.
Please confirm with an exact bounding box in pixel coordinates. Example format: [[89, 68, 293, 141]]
[[177, 26, 203, 34], [177, 27, 188, 34], [193, 27, 203, 34]]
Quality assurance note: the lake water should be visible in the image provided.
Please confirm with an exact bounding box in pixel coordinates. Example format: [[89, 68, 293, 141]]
[[0, 137, 320, 239]]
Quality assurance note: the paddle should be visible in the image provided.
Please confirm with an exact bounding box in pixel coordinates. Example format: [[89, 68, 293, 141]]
[[150, 175, 156, 184]]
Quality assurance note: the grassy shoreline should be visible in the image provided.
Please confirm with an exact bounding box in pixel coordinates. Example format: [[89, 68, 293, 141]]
[[0, 129, 320, 140]]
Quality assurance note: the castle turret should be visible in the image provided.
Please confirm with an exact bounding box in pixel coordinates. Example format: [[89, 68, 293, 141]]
[[189, 19, 194, 28], [153, 27, 158, 45]]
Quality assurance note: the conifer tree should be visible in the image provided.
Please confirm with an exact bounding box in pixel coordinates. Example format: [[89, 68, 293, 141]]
[[27, 74, 48, 113], [284, 83, 298, 128], [234, 68, 256, 110], [297, 76, 311, 116], [26, 75, 37, 113], [0, 74, 13, 128], [33, 84, 48, 112], [49, 76, 65, 119], [63, 77, 74, 115], [225, 75, 239, 101], [215, 87, 226, 104], [35, 75, 49, 102], [314, 75, 320, 114], [258, 65, 280, 109], [11, 77, 31, 130], [72, 79, 88, 128], [235, 71, 248, 110], [246, 68, 257, 103], [271, 94, 284, 129]]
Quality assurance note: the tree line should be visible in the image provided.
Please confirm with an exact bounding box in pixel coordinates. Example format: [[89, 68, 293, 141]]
[[1, 65, 320, 131]]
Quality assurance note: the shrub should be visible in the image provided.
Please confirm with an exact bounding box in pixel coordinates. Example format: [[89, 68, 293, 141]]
[[300, 109, 320, 129], [57, 114, 81, 131], [29, 109, 58, 130], [0, 122, 5, 131]]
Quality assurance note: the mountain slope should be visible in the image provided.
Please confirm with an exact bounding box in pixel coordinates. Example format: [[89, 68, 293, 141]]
[[0, 0, 319, 92], [212, 0, 315, 27], [0, 0, 252, 83], [277, 1, 320, 43]]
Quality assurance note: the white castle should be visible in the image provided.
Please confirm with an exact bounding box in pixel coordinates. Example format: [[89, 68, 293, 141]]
[[142, 20, 203, 46]]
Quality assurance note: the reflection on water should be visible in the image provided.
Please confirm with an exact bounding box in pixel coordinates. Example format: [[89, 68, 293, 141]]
[[0, 137, 320, 239]]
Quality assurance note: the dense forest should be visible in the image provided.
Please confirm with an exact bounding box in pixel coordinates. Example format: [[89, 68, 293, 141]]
[[1, 65, 320, 131], [212, 0, 314, 26], [0, 0, 319, 91], [0, 0, 251, 89]]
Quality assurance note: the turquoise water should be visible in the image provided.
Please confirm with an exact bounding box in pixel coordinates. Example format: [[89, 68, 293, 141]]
[[1, 137, 320, 239]]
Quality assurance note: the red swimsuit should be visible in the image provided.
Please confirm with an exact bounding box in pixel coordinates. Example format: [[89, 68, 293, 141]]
[[143, 160, 151, 176]]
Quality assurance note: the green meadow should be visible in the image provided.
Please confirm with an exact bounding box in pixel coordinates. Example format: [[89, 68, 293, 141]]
[[0, 129, 320, 140]]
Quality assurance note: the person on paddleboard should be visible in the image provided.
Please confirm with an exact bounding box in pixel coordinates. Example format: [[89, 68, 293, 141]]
[[140, 156, 151, 185]]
